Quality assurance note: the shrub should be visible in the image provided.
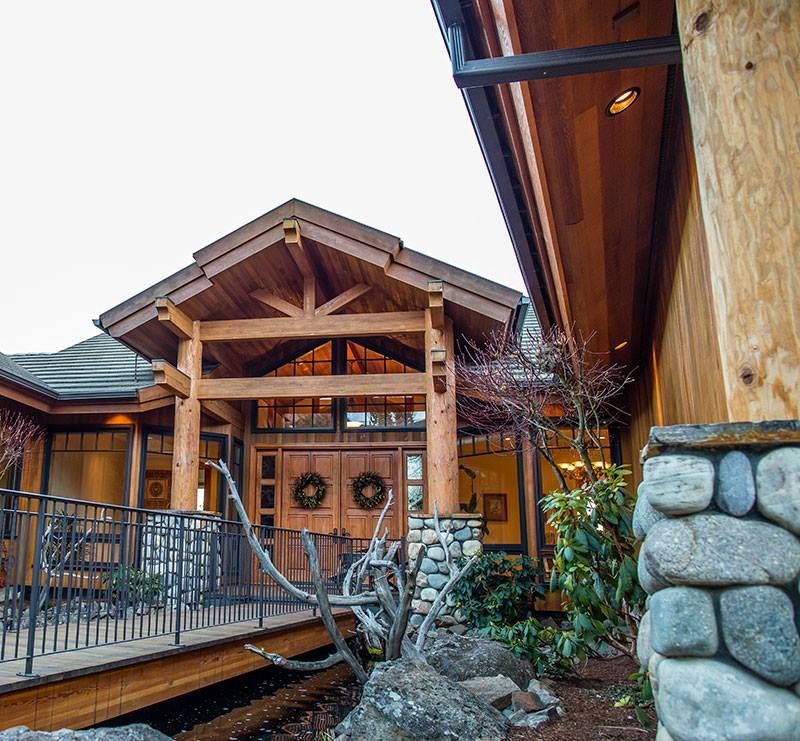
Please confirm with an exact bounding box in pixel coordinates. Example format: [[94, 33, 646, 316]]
[[542, 464, 645, 660], [450, 551, 544, 628], [105, 566, 163, 607]]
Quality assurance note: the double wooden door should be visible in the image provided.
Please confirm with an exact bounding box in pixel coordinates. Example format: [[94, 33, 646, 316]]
[[279, 449, 401, 539]]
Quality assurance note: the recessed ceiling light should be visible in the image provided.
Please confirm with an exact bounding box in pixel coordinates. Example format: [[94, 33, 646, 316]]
[[606, 87, 640, 116], [614, 341, 629, 351]]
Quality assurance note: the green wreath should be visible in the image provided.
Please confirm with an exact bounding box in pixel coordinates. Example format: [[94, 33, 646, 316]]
[[351, 471, 387, 510], [292, 471, 327, 509]]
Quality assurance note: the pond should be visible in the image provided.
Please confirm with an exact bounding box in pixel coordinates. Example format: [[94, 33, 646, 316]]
[[103, 652, 360, 740]]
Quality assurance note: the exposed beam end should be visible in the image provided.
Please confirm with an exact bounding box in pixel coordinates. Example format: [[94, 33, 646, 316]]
[[152, 359, 191, 399], [155, 297, 193, 340]]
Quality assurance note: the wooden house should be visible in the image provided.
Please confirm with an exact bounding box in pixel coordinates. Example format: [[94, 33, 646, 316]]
[[0, 199, 601, 558]]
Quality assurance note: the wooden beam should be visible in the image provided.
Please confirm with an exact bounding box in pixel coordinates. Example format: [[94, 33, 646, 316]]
[[201, 398, 244, 429], [430, 347, 447, 393], [171, 322, 202, 511], [314, 283, 371, 317], [282, 217, 314, 277], [303, 275, 316, 316], [676, 0, 799, 421], [154, 297, 193, 340], [425, 311, 458, 514], [151, 359, 191, 399], [427, 280, 444, 331], [250, 289, 304, 317], [197, 373, 426, 401], [199, 311, 426, 343]]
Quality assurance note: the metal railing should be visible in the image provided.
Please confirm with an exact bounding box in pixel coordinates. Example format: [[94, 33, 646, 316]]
[[0, 489, 402, 676]]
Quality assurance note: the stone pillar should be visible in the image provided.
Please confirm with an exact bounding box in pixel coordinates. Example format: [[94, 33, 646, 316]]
[[633, 422, 800, 740], [142, 511, 221, 608], [406, 512, 484, 634]]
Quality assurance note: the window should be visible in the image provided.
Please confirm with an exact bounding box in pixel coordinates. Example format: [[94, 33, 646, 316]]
[[405, 453, 425, 513], [47, 428, 131, 506], [255, 343, 335, 430], [141, 430, 226, 512], [257, 452, 277, 529]]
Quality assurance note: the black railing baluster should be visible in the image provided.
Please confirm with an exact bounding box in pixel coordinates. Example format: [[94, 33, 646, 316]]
[[18, 499, 46, 677]]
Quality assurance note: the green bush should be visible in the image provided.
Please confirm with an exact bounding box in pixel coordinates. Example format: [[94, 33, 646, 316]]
[[105, 566, 163, 607], [542, 464, 645, 660], [450, 551, 544, 628]]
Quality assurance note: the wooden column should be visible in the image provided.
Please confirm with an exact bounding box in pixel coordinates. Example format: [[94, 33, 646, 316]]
[[676, 0, 799, 421], [425, 309, 459, 514], [171, 321, 202, 510]]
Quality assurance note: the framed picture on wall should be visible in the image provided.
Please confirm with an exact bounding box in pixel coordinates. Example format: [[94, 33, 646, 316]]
[[144, 470, 171, 507], [483, 492, 507, 521]]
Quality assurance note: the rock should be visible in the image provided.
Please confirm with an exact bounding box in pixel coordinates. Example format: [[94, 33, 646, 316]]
[[408, 613, 424, 628], [643, 513, 800, 586], [633, 485, 667, 538], [458, 674, 520, 709], [719, 585, 800, 686], [716, 451, 756, 516], [426, 573, 449, 590], [425, 631, 536, 688], [421, 529, 439, 545], [655, 722, 675, 741], [511, 709, 555, 729], [462, 540, 482, 557], [649, 587, 718, 657], [408, 517, 423, 529], [408, 542, 423, 560], [637, 539, 669, 594], [526, 678, 560, 708], [636, 610, 653, 669], [756, 447, 800, 534], [648, 652, 666, 695], [506, 709, 526, 723], [437, 562, 450, 574], [642, 454, 714, 515], [419, 557, 439, 575], [511, 689, 545, 713], [657, 658, 800, 741], [420, 587, 438, 602], [467, 519, 482, 527], [427, 546, 446, 562], [453, 526, 472, 542], [415, 572, 428, 588], [447, 541, 462, 559], [0, 727, 170, 740], [407, 529, 421, 543], [448, 624, 467, 635], [344, 658, 507, 741]]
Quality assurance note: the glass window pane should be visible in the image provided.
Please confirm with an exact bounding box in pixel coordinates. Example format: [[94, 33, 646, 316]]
[[406, 454, 423, 480], [146, 433, 161, 453], [407, 485, 423, 512], [67, 432, 82, 451], [260, 484, 275, 509], [112, 432, 128, 451], [163, 435, 173, 454], [97, 431, 112, 450], [260, 514, 275, 528], [52, 433, 67, 451], [261, 455, 276, 480], [206, 439, 222, 458]]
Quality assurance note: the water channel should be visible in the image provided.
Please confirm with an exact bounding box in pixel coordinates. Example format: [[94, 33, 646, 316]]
[[104, 654, 360, 740]]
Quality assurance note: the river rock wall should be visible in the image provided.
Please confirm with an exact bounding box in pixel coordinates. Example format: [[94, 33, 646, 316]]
[[634, 422, 800, 741], [407, 512, 484, 632]]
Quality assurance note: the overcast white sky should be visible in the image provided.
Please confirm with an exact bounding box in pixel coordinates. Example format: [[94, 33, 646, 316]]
[[0, 2, 523, 354]]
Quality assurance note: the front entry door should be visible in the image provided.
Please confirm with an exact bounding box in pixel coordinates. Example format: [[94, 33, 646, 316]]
[[281, 450, 340, 533], [340, 450, 399, 539]]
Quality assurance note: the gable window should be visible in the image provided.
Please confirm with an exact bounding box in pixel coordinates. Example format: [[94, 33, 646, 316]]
[[253, 340, 425, 432]]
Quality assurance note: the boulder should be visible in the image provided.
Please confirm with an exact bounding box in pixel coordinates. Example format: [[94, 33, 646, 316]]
[[511, 689, 545, 713], [643, 513, 800, 586], [716, 451, 755, 516], [633, 485, 667, 538], [526, 678, 560, 708], [719, 585, 800, 686], [637, 539, 670, 594], [657, 658, 800, 741], [510, 709, 557, 729], [649, 587, 718, 657], [756, 447, 800, 534], [636, 610, 654, 668], [642, 454, 714, 515], [458, 674, 520, 709], [424, 631, 536, 689], [0, 727, 169, 740], [426, 573, 449, 590], [462, 540, 482, 557], [344, 658, 507, 741]]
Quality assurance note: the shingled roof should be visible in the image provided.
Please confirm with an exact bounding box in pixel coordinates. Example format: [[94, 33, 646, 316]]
[[9, 333, 153, 400]]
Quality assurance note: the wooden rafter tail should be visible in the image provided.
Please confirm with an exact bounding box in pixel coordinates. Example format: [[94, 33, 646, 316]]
[[431, 347, 447, 393], [282, 217, 315, 278], [155, 297, 193, 339], [151, 359, 191, 399]]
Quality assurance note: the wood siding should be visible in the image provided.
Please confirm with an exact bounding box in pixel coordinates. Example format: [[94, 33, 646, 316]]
[[622, 81, 728, 486]]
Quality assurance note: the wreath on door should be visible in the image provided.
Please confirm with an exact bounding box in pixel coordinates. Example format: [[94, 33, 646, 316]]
[[292, 471, 327, 509], [351, 471, 387, 510]]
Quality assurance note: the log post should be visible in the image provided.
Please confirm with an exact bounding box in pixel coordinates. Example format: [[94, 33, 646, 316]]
[[676, 0, 799, 421], [171, 321, 202, 510], [424, 307, 459, 514]]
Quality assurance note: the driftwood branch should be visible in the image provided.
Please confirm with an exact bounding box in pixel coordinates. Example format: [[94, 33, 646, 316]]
[[244, 643, 345, 671]]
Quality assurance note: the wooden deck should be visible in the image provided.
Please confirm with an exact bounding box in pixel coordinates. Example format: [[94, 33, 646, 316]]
[[0, 609, 354, 731]]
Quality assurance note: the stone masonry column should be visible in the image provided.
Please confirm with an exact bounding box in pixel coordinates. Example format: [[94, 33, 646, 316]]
[[406, 512, 484, 634], [633, 422, 800, 740]]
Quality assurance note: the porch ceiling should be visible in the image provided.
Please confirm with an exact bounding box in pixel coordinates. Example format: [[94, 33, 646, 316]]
[[98, 199, 521, 371]]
